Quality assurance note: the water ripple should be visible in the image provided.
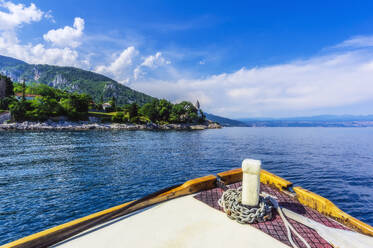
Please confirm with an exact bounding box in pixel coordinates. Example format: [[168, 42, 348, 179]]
[[1, 127, 373, 244]]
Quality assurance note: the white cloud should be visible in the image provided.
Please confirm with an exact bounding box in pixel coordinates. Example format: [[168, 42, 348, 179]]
[[141, 52, 170, 68], [0, 1, 85, 67], [132, 50, 373, 118], [43, 17, 84, 48], [134, 52, 170, 79], [0, 33, 81, 66], [94, 49, 171, 83], [44, 10, 55, 23], [335, 35, 373, 48], [95, 46, 139, 83], [0, 1, 43, 31]]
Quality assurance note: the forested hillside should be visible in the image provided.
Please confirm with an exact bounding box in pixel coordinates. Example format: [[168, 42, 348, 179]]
[[0, 55, 154, 105]]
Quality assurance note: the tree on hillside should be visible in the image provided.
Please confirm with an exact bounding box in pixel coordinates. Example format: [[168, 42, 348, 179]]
[[110, 96, 116, 111]]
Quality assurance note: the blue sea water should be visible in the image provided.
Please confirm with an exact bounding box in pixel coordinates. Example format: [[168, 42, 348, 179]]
[[1, 127, 373, 244]]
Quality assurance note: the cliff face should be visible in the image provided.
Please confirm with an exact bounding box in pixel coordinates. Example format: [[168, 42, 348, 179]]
[[0, 55, 155, 105], [51, 73, 69, 88]]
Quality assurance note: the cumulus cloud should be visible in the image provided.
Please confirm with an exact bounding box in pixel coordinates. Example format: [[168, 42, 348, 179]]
[[0, 0, 43, 31], [95, 46, 139, 83], [95, 49, 171, 83], [132, 49, 373, 118], [0, 1, 86, 67], [142, 52, 170, 68], [43, 17, 84, 48], [134, 52, 170, 79], [0, 27, 84, 67], [0, 34, 82, 66]]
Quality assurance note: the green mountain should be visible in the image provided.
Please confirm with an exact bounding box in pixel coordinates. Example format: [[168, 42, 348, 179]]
[[205, 113, 248, 127], [0, 55, 154, 105]]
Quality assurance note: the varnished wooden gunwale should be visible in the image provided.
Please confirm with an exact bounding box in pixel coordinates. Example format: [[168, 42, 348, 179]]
[[294, 186, 373, 236], [2, 175, 216, 248], [218, 168, 373, 237], [3, 168, 373, 247]]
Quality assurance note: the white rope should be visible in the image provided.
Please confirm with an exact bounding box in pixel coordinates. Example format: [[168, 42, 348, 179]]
[[269, 197, 311, 248]]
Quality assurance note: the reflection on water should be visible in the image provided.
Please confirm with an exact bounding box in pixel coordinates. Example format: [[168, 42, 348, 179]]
[[1, 127, 373, 244]]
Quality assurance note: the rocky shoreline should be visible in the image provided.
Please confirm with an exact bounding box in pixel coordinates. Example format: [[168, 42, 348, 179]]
[[0, 121, 221, 131]]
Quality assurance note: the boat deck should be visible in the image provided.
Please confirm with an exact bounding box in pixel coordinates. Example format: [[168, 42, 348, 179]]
[[52, 181, 353, 248], [195, 181, 350, 248], [53, 194, 289, 248], [5, 169, 372, 248]]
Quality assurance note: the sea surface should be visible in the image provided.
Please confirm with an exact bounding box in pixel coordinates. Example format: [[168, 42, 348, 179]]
[[1, 127, 373, 244]]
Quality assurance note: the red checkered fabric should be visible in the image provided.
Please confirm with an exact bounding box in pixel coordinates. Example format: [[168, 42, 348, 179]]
[[194, 182, 350, 248]]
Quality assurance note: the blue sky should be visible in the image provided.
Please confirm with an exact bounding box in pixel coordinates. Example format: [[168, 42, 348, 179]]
[[1, 0, 373, 118]]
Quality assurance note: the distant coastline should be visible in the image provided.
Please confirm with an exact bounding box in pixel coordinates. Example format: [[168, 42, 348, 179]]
[[205, 114, 373, 127], [0, 120, 221, 131]]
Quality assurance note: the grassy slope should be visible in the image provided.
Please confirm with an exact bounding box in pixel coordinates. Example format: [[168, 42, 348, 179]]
[[88, 112, 117, 117], [88, 111, 151, 123]]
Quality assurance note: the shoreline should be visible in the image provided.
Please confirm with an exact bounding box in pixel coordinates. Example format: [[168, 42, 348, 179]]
[[0, 121, 221, 131]]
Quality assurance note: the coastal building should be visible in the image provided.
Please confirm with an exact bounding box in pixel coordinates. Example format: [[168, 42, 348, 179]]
[[102, 102, 112, 111], [15, 93, 40, 100]]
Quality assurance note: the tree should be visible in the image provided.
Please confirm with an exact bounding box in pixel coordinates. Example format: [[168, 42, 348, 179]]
[[68, 93, 91, 113], [169, 101, 198, 123], [9, 101, 31, 122], [139, 99, 173, 123], [112, 112, 124, 123], [60, 93, 91, 120], [124, 103, 139, 119], [4, 76, 14, 97], [139, 102, 158, 122], [30, 97, 63, 120], [157, 99, 172, 121], [0, 97, 16, 110], [21, 80, 26, 102], [198, 109, 206, 123], [109, 96, 116, 111]]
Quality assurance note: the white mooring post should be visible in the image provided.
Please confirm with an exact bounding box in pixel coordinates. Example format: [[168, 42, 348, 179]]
[[241, 159, 261, 206]]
